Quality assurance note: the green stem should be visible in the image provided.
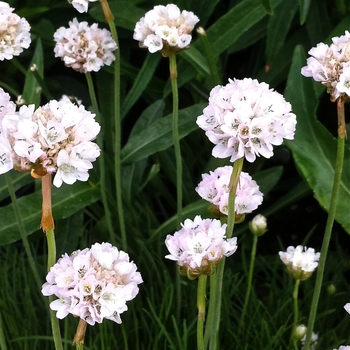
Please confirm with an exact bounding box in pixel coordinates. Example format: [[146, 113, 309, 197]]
[[239, 234, 258, 330], [197, 275, 207, 350], [169, 54, 182, 227], [100, 0, 127, 250], [303, 97, 346, 349], [47, 228, 64, 350], [0, 310, 8, 350], [204, 271, 217, 349], [85, 72, 116, 246], [5, 173, 42, 291], [206, 158, 244, 350], [289, 279, 300, 349]]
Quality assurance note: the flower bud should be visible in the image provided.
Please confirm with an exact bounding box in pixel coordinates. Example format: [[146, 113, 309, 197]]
[[249, 214, 267, 236], [327, 283, 336, 296], [293, 324, 307, 341]]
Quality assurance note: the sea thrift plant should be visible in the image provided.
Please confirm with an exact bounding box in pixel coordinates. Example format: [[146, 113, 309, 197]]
[[42, 242, 143, 325], [0, 1, 31, 60], [279, 245, 320, 281], [301, 31, 350, 101], [54, 18, 117, 73], [196, 78, 297, 163], [68, 0, 99, 13], [195, 166, 263, 218], [344, 303, 350, 314], [133, 4, 199, 56], [334, 347, 350, 350], [0, 97, 101, 187], [165, 215, 238, 279]]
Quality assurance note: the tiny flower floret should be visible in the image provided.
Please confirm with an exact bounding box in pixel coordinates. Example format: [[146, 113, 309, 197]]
[[42, 242, 143, 325], [301, 31, 350, 101], [133, 4, 199, 56], [195, 166, 263, 217], [165, 215, 237, 279], [54, 18, 117, 73], [68, 0, 98, 13], [0, 2, 31, 61], [196, 78, 297, 163], [0, 96, 101, 187], [279, 245, 320, 280]]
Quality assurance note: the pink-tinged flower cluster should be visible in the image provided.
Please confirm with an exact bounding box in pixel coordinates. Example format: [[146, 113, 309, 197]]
[[301, 31, 350, 101], [54, 18, 117, 73], [196, 78, 296, 163], [0, 2, 31, 60], [68, 0, 98, 13], [165, 215, 237, 279], [0, 94, 101, 187], [195, 166, 263, 217], [279, 245, 320, 281], [334, 346, 350, 350], [344, 303, 350, 315], [42, 242, 143, 325], [133, 4, 199, 56]]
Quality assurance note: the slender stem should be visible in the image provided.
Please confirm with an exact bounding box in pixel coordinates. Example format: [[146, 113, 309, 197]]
[[0, 310, 8, 350], [41, 173, 54, 234], [289, 279, 300, 349], [197, 275, 207, 350], [73, 319, 87, 350], [47, 228, 64, 350], [85, 72, 116, 245], [5, 173, 42, 291], [204, 270, 217, 349], [169, 54, 182, 227], [239, 234, 258, 330], [100, 0, 127, 251], [206, 158, 244, 350], [303, 97, 346, 349]]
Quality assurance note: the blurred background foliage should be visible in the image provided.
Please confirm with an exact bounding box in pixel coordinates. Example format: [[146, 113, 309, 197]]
[[0, 0, 350, 349]]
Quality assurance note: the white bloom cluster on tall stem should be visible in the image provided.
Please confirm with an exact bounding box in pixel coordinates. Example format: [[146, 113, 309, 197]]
[[0, 1, 31, 60], [42, 242, 143, 325], [165, 215, 237, 279], [133, 4, 199, 56], [54, 18, 117, 73], [334, 346, 350, 350], [0, 95, 101, 187], [301, 31, 350, 101], [195, 166, 263, 218], [68, 0, 98, 13], [196, 78, 297, 163], [279, 245, 320, 280]]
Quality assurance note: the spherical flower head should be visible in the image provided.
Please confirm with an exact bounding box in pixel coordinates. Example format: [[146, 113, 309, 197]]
[[301, 31, 350, 101], [133, 4, 199, 57], [195, 166, 263, 220], [41, 242, 143, 325], [249, 214, 267, 236], [335, 347, 350, 350], [2, 97, 101, 187], [68, 0, 98, 13], [54, 18, 117, 73], [0, 2, 31, 61], [279, 245, 320, 280], [196, 78, 297, 163], [165, 215, 238, 279]]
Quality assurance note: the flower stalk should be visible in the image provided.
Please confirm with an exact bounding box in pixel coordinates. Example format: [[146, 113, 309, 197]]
[[290, 279, 301, 349], [72, 319, 87, 350], [197, 274, 207, 350], [303, 97, 347, 349], [41, 173, 54, 234]]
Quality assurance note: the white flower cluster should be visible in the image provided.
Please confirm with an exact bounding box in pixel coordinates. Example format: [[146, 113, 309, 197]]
[[133, 4, 199, 55], [42, 242, 143, 325], [54, 18, 117, 73], [69, 0, 98, 13], [279, 245, 320, 280], [334, 346, 350, 350], [165, 215, 237, 278], [0, 92, 101, 187], [195, 166, 263, 217], [196, 78, 297, 163], [301, 332, 318, 350], [0, 1, 31, 60], [301, 31, 350, 101]]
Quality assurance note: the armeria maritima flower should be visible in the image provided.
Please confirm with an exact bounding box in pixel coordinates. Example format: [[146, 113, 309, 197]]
[[0, 1, 31, 60], [133, 4, 199, 56], [165, 215, 237, 279], [68, 0, 98, 13], [195, 166, 263, 218], [0, 96, 101, 187], [54, 18, 117, 73], [301, 31, 350, 101], [196, 78, 296, 163], [279, 245, 320, 281], [334, 347, 350, 350], [42, 242, 143, 325]]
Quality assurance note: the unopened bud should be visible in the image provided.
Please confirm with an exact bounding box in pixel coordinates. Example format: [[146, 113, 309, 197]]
[[249, 214, 267, 236], [293, 324, 307, 341], [327, 283, 336, 296]]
